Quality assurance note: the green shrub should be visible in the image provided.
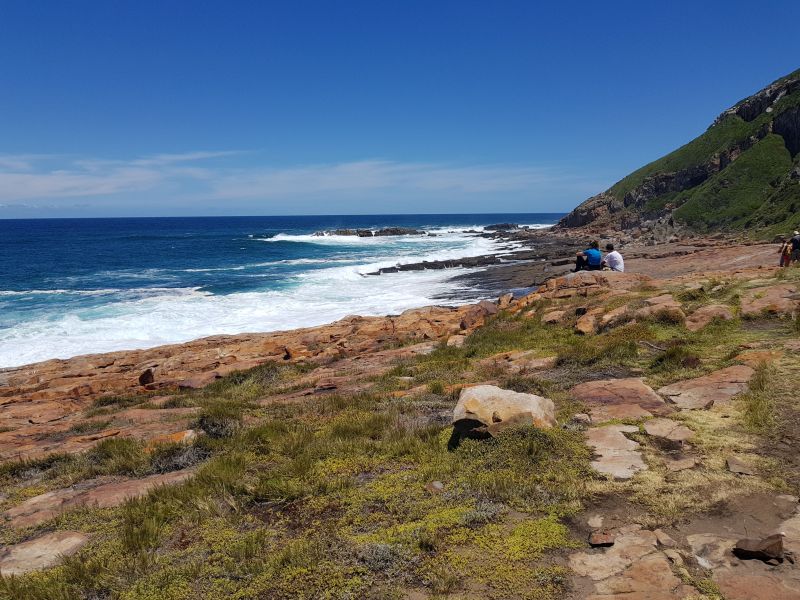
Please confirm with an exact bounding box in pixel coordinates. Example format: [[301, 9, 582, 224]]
[[197, 402, 243, 438]]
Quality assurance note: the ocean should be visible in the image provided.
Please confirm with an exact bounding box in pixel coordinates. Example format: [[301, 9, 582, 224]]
[[0, 214, 562, 368]]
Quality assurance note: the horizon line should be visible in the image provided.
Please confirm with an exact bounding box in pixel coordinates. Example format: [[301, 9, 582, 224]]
[[0, 211, 568, 222]]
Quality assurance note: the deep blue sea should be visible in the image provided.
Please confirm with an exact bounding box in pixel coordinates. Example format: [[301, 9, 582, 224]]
[[0, 214, 561, 367]]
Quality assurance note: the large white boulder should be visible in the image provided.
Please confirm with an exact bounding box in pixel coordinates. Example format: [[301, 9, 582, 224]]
[[453, 385, 557, 433]]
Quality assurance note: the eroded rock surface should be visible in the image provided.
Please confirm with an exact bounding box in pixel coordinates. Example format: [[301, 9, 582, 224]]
[[452, 385, 556, 434], [584, 425, 646, 480], [3, 469, 194, 529], [571, 378, 669, 422], [643, 418, 694, 443], [0, 531, 89, 576], [685, 303, 734, 332], [741, 284, 798, 318], [658, 365, 755, 410]]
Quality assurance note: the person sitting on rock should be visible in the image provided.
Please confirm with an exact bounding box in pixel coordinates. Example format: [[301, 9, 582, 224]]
[[602, 243, 625, 272], [574, 240, 602, 272]]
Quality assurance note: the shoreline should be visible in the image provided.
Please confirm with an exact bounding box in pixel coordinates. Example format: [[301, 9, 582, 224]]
[[0, 219, 556, 370], [0, 232, 782, 462], [1, 228, 775, 375]]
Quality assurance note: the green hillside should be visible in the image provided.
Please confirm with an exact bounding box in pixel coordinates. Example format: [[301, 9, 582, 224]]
[[558, 68, 800, 236]]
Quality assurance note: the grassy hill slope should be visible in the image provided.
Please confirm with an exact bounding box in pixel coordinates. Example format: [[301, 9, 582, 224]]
[[558, 68, 800, 236]]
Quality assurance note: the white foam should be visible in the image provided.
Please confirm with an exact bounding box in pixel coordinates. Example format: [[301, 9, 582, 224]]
[[0, 224, 516, 367], [0, 287, 205, 298], [0, 266, 482, 368]]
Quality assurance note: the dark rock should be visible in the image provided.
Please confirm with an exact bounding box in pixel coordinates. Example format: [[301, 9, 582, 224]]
[[138, 368, 155, 386], [733, 533, 786, 562], [485, 223, 519, 231], [373, 227, 424, 236]]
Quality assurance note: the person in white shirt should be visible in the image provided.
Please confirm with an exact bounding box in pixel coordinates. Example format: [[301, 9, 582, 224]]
[[603, 243, 624, 272]]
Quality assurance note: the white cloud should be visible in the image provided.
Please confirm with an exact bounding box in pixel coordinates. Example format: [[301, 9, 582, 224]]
[[0, 151, 602, 207]]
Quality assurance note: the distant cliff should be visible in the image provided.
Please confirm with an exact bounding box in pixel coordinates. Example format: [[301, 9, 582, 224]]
[[557, 68, 800, 237]]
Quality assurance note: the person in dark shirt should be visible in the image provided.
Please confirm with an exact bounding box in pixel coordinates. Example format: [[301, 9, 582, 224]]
[[791, 231, 800, 264], [574, 240, 602, 272]]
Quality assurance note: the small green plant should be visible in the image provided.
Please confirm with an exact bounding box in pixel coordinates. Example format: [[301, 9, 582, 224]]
[[197, 402, 243, 438], [649, 344, 701, 372], [149, 441, 211, 473], [66, 419, 112, 436], [427, 380, 445, 395], [86, 437, 149, 476], [91, 394, 147, 410]]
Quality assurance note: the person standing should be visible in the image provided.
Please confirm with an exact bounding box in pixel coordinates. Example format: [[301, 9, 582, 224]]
[[779, 236, 791, 267], [602, 243, 625, 272], [791, 231, 800, 264]]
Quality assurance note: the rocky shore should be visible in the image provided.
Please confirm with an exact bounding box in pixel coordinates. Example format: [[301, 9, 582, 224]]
[[3, 231, 800, 599]]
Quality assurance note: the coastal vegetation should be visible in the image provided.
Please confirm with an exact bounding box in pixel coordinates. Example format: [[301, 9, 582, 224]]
[[2, 262, 800, 598], [558, 67, 800, 236]]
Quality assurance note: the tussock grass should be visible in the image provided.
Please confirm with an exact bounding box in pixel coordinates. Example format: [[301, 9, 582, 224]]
[[740, 361, 776, 433], [556, 323, 649, 367], [197, 402, 243, 438]]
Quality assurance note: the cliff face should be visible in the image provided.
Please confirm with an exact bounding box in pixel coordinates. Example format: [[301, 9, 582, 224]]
[[557, 68, 800, 237]]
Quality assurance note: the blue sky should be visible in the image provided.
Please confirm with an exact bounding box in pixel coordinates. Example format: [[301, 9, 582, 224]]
[[0, 1, 798, 218]]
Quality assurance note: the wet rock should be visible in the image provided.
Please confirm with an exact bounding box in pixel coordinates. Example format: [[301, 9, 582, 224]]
[[658, 365, 755, 410], [0, 531, 89, 575], [373, 227, 425, 236], [685, 304, 734, 332], [585, 425, 647, 480], [727, 456, 756, 475]]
